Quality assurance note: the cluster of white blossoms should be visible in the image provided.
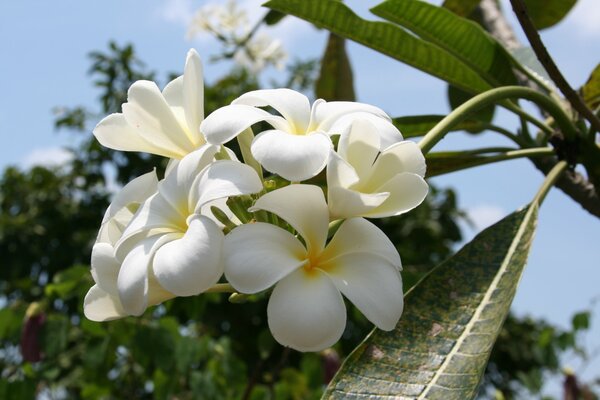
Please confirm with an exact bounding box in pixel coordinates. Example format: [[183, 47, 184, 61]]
[[84, 49, 428, 352]]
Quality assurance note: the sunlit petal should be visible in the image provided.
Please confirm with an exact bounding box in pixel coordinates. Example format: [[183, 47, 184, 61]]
[[251, 130, 332, 181], [313, 101, 389, 132], [102, 170, 159, 225], [328, 186, 388, 221], [224, 222, 307, 294], [322, 253, 403, 331], [183, 49, 205, 139], [267, 268, 346, 352], [365, 173, 429, 218], [329, 112, 403, 149], [91, 243, 120, 297], [250, 184, 328, 255], [153, 216, 223, 296], [320, 218, 401, 267], [201, 104, 289, 145], [336, 119, 380, 180], [234, 89, 311, 133], [366, 141, 427, 190]]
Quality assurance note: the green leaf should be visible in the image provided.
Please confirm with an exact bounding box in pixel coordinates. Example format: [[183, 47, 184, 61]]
[[392, 114, 486, 138], [323, 204, 539, 399], [263, 9, 286, 25], [441, 0, 480, 17], [571, 311, 590, 331], [523, 0, 578, 30], [315, 33, 356, 101], [371, 0, 517, 87], [581, 63, 600, 109], [425, 152, 490, 178], [264, 0, 491, 94]]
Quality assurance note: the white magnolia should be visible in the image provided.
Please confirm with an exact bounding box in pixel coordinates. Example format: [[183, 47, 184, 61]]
[[93, 49, 206, 160], [84, 170, 172, 321], [200, 89, 402, 181], [85, 145, 262, 320], [328, 119, 429, 220], [224, 184, 404, 352]]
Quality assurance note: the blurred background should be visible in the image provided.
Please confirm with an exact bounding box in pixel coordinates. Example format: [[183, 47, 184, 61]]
[[0, 0, 598, 398]]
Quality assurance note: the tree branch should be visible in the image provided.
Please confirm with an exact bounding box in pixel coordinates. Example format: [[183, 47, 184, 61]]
[[509, 0, 600, 133], [477, 0, 600, 219]]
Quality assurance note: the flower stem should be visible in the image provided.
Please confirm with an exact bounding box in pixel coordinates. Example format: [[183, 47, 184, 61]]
[[532, 160, 569, 206], [419, 86, 580, 154]]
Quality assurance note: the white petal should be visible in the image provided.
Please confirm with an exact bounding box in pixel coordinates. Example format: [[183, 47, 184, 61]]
[[183, 49, 205, 138], [322, 253, 403, 331], [224, 222, 307, 294], [267, 268, 346, 352], [329, 112, 403, 149], [201, 104, 289, 145], [117, 234, 177, 316], [91, 243, 120, 297], [158, 145, 218, 212], [365, 173, 429, 218], [102, 170, 159, 225], [251, 130, 332, 181], [122, 80, 194, 156], [93, 113, 179, 158], [195, 160, 263, 210], [366, 141, 427, 190], [115, 193, 184, 261], [153, 216, 223, 296], [84, 285, 126, 322], [313, 101, 389, 132], [327, 151, 360, 189], [234, 89, 311, 133], [250, 184, 329, 255], [336, 119, 380, 180], [162, 75, 184, 108], [320, 218, 401, 267], [328, 186, 388, 220]]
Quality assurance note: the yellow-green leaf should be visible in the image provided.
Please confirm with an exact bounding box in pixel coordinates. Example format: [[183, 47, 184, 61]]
[[393, 114, 486, 138], [323, 204, 539, 399], [524, 0, 577, 30], [315, 33, 356, 101], [442, 0, 480, 17], [581, 63, 600, 110], [264, 0, 491, 94]]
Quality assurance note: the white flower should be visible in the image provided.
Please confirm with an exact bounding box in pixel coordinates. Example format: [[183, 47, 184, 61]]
[[233, 33, 287, 72], [187, 0, 250, 40], [85, 145, 263, 320], [328, 119, 429, 220], [84, 170, 172, 321], [93, 49, 206, 160], [200, 89, 401, 181], [224, 184, 403, 352]]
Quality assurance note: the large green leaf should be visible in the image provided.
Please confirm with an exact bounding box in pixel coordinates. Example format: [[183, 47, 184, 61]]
[[441, 0, 480, 17], [581, 63, 600, 110], [264, 0, 491, 94], [323, 204, 539, 399], [524, 0, 578, 30], [393, 114, 487, 138], [315, 33, 356, 101], [371, 0, 517, 87]]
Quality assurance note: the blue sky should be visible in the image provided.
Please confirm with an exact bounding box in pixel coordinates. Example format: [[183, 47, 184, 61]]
[[1, 0, 599, 389]]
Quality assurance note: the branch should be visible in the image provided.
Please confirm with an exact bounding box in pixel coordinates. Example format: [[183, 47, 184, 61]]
[[509, 0, 600, 133], [477, 0, 600, 219]]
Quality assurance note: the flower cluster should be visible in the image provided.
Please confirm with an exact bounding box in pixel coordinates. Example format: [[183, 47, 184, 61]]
[[84, 49, 428, 352]]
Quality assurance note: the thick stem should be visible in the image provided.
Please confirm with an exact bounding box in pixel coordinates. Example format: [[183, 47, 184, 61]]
[[419, 86, 579, 154], [509, 0, 600, 133], [532, 160, 568, 206]]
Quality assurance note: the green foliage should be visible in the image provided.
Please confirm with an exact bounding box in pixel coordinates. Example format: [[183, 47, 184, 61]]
[[324, 205, 538, 399], [523, 0, 578, 30], [441, 0, 480, 17], [581, 63, 600, 110], [393, 114, 488, 138], [265, 0, 492, 94], [315, 33, 355, 101]]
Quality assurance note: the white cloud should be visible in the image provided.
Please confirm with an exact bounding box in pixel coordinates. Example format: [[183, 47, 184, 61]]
[[466, 204, 506, 232], [159, 0, 195, 25], [22, 147, 73, 169]]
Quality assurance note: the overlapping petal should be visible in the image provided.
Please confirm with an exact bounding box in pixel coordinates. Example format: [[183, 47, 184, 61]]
[[267, 268, 346, 352], [84, 285, 126, 322], [224, 222, 307, 294], [93, 49, 207, 159], [249, 184, 328, 254], [251, 130, 332, 181]]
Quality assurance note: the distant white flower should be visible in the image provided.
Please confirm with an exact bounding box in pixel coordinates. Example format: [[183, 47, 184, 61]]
[[233, 33, 287, 72], [328, 119, 428, 220], [84, 170, 168, 321], [201, 89, 401, 181], [224, 184, 404, 352], [85, 145, 263, 319], [93, 49, 206, 160], [187, 0, 249, 40]]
